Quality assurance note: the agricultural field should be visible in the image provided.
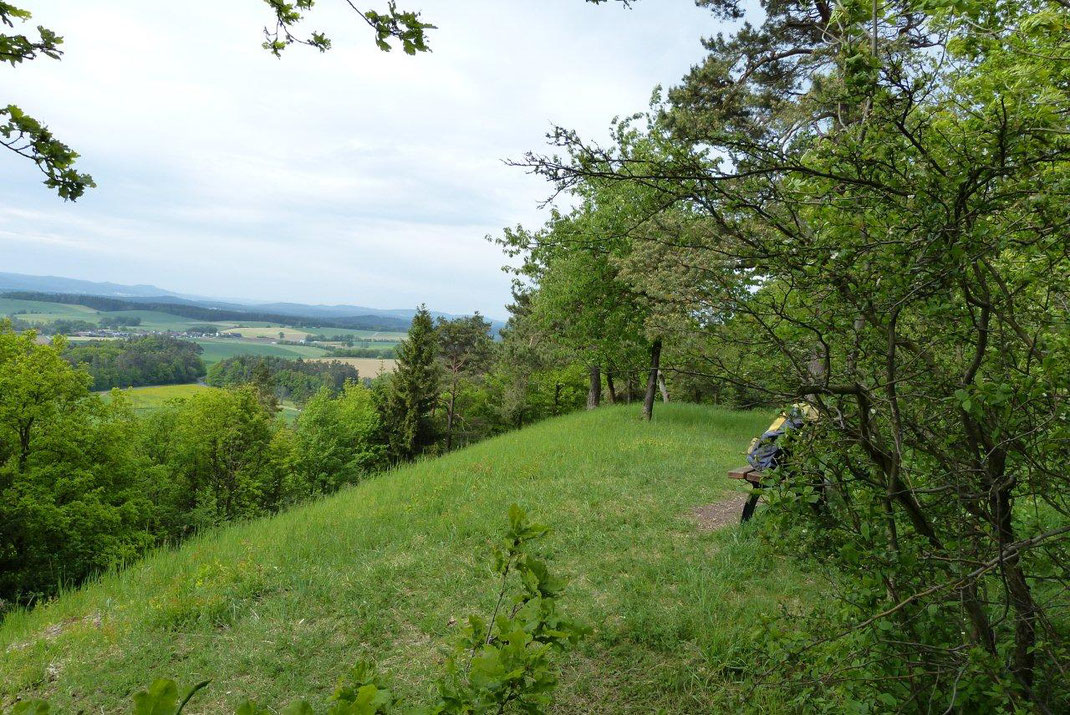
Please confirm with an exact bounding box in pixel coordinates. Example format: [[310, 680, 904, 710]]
[[305, 356, 397, 375], [0, 297, 98, 322], [225, 326, 312, 341], [101, 383, 212, 414], [0, 405, 812, 713], [101, 384, 304, 424], [301, 327, 407, 340], [193, 338, 331, 365], [0, 298, 235, 332], [94, 310, 233, 332]]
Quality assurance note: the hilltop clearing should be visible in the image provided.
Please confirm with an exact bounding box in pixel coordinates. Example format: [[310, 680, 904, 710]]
[[0, 404, 814, 713]]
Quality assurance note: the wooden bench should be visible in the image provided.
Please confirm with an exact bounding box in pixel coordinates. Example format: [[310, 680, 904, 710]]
[[728, 466, 763, 523]]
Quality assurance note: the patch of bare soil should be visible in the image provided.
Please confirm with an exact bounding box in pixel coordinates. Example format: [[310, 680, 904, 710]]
[[690, 494, 750, 530], [5, 612, 102, 653]]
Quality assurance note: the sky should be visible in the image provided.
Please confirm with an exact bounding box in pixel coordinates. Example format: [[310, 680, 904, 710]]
[[1, 1, 722, 317]]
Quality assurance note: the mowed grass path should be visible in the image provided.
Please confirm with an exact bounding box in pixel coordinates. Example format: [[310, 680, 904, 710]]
[[0, 405, 814, 713]]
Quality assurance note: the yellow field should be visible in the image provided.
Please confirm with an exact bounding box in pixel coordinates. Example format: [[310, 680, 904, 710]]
[[306, 357, 397, 375], [226, 326, 311, 341]]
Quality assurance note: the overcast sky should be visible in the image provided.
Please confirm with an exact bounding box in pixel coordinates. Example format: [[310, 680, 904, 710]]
[[1, 1, 722, 316]]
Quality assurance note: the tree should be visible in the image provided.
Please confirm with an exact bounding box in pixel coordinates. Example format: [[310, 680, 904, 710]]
[[522, 0, 1070, 708], [436, 314, 493, 450], [293, 382, 382, 494], [497, 206, 652, 413], [381, 306, 439, 461], [158, 386, 280, 528], [0, 321, 154, 603], [0, 326, 89, 473]]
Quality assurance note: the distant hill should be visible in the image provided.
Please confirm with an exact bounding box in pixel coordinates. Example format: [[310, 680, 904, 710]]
[[0, 272, 505, 329], [0, 272, 181, 299], [1, 291, 412, 332]]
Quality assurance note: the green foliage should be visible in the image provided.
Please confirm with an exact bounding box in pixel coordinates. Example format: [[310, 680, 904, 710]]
[[207, 355, 360, 405], [381, 307, 440, 461], [435, 315, 493, 450], [2, 506, 586, 714], [143, 386, 285, 532], [293, 383, 384, 495], [98, 315, 141, 329], [426, 505, 589, 714], [1, 3, 93, 199], [0, 104, 95, 200], [260, 0, 434, 57], [63, 335, 206, 390], [515, 0, 1070, 709], [0, 322, 154, 603]]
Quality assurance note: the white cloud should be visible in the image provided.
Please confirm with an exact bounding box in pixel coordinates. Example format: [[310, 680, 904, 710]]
[[0, 0, 720, 315]]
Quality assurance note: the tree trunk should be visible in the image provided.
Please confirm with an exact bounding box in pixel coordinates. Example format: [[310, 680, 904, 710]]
[[586, 366, 601, 410], [17, 420, 32, 473], [658, 371, 669, 403], [606, 371, 617, 404], [445, 386, 456, 451], [994, 475, 1038, 691], [642, 339, 662, 421]]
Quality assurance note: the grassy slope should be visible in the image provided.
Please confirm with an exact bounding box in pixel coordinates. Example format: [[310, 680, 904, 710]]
[[0, 404, 813, 712]]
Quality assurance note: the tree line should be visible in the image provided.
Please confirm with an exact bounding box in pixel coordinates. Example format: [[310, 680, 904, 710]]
[[0, 308, 596, 607], [63, 335, 206, 390], [206, 355, 361, 405], [484, 0, 1070, 709]]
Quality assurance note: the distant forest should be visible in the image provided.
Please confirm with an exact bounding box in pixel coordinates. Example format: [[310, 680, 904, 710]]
[[64, 335, 206, 390], [2, 291, 410, 332], [207, 355, 361, 404]]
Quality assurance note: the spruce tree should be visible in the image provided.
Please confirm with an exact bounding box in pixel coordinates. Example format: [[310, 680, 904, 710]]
[[384, 305, 440, 461]]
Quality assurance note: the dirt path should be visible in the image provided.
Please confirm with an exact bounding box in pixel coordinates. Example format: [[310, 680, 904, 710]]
[[690, 494, 750, 530]]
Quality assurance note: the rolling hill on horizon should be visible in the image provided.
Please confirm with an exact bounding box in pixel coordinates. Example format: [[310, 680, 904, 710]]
[[0, 272, 506, 327]]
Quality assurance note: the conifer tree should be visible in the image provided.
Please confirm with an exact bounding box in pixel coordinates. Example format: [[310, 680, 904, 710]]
[[383, 305, 440, 461]]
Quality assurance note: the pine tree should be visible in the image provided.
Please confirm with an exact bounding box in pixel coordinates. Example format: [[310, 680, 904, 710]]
[[383, 305, 440, 461]]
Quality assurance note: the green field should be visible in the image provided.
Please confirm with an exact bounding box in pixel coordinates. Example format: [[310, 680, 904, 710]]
[[194, 338, 331, 365], [101, 385, 303, 424], [101, 384, 212, 414], [1, 298, 408, 343], [226, 326, 312, 341], [316, 328, 406, 340], [0, 299, 235, 332], [97, 310, 232, 332], [0, 404, 813, 712], [0, 297, 99, 323]]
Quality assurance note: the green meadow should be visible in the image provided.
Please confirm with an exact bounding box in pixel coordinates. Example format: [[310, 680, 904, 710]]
[[0, 297, 98, 323], [193, 338, 331, 365], [0, 404, 815, 713], [100, 384, 212, 414]]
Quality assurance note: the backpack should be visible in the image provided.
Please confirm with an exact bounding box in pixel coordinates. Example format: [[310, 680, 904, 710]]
[[745, 405, 814, 472]]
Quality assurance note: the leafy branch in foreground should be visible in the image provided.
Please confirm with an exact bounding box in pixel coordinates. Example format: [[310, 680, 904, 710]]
[[0, 4, 94, 201], [2, 505, 587, 714], [260, 0, 434, 56]]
